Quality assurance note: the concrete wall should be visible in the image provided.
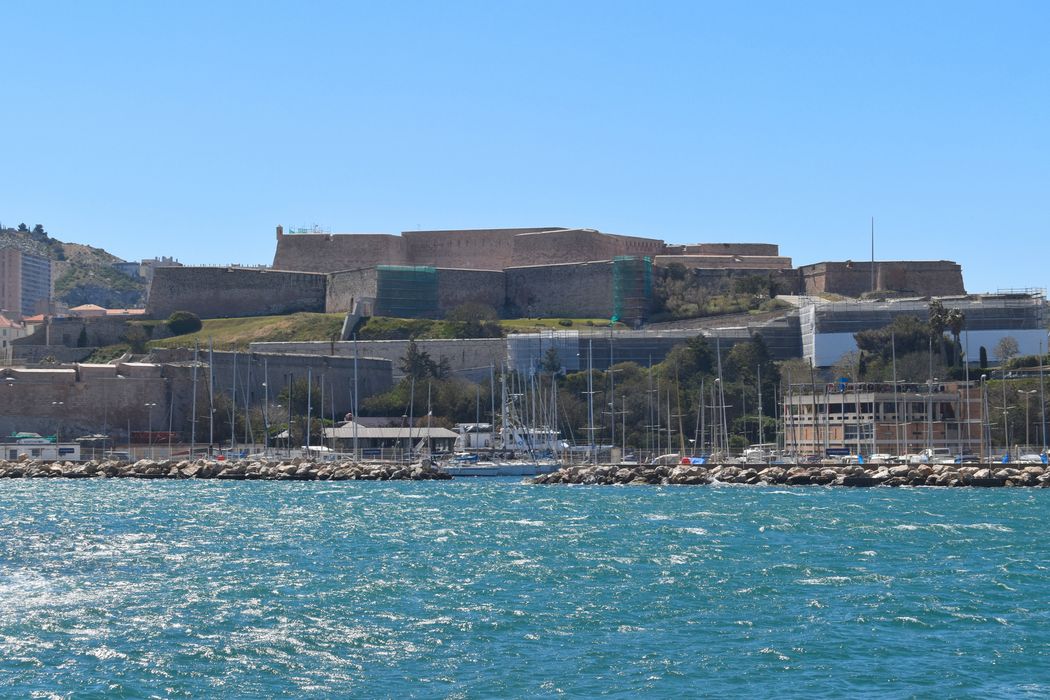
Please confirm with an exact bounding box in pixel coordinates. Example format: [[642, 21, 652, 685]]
[[147, 267, 327, 319], [505, 261, 615, 318], [248, 339, 507, 382], [800, 261, 965, 298], [273, 232, 408, 272]]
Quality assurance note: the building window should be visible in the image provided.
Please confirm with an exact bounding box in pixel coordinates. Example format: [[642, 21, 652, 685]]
[[844, 425, 874, 441]]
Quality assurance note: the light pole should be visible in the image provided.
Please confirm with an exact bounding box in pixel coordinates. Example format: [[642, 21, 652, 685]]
[[1042, 337, 1048, 455], [979, 375, 987, 462], [144, 402, 157, 459], [1020, 389, 1037, 453], [51, 401, 64, 443]]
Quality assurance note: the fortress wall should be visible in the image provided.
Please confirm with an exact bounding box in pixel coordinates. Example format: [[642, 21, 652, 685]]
[[683, 268, 803, 294], [508, 229, 663, 267], [653, 254, 794, 271], [247, 338, 506, 383], [147, 267, 327, 319], [677, 243, 780, 256], [326, 268, 378, 314], [401, 228, 547, 269], [273, 233, 408, 272], [14, 316, 176, 349], [436, 269, 505, 315], [505, 262, 615, 318], [801, 261, 965, 298], [0, 367, 173, 440]]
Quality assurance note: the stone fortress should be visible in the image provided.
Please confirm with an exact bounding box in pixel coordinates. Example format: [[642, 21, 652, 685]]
[[146, 225, 966, 323]]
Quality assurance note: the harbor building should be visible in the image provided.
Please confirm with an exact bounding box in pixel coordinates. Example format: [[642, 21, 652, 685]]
[[782, 380, 984, 458], [800, 292, 1047, 367]]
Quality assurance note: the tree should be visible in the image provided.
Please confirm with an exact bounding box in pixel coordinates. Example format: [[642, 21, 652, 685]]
[[399, 341, 450, 380], [31, 224, 46, 239], [979, 346, 988, 369], [167, 310, 203, 335], [854, 315, 931, 364], [16, 223, 28, 233], [995, 336, 1019, 365], [76, 326, 89, 348], [538, 346, 563, 376], [928, 300, 948, 365], [122, 325, 149, 354]]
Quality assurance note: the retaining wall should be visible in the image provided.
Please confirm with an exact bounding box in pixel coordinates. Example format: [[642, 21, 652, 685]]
[[247, 339, 507, 382]]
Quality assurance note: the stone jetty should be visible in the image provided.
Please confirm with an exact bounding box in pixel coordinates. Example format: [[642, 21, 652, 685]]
[[0, 456, 451, 481], [532, 462, 1050, 487]]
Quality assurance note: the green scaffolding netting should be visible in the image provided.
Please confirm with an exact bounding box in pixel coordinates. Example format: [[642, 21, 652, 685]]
[[612, 256, 652, 323], [375, 265, 439, 318]]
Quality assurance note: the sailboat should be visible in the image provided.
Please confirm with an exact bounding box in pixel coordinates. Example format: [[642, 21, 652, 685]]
[[442, 366, 562, 477]]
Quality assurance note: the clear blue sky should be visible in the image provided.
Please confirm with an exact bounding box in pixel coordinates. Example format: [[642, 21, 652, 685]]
[[2, 1, 1047, 294]]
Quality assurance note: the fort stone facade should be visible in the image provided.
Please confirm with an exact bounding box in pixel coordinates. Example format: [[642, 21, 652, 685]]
[[145, 225, 967, 322]]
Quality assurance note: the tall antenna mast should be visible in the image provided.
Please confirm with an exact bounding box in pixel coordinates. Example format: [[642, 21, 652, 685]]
[[870, 216, 875, 294]]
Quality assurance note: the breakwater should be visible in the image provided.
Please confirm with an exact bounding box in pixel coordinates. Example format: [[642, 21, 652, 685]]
[[0, 457, 451, 481], [533, 462, 1050, 487]]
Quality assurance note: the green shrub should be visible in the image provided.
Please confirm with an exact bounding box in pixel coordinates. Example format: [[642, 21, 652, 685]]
[[167, 311, 203, 335], [558, 319, 573, 327]]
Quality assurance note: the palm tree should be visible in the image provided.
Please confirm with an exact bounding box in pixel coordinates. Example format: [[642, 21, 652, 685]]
[[946, 308, 965, 367], [928, 300, 948, 365]]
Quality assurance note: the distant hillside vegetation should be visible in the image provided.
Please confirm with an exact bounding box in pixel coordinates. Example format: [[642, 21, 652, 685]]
[[0, 222, 147, 308]]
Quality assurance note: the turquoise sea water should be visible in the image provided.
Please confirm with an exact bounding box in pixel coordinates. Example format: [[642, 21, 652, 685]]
[[0, 480, 1047, 699]]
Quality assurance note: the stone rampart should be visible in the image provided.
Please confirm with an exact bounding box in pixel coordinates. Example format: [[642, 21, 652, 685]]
[[435, 269, 505, 315], [800, 261, 965, 298], [0, 364, 173, 439], [326, 268, 378, 314], [273, 232, 407, 272], [653, 255, 794, 271], [509, 229, 662, 267], [14, 316, 175, 349], [402, 228, 550, 269], [247, 339, 507, 382], [147, 267, 327, 319], [676, 243, 780, 256], [505, 261, 615, 319]]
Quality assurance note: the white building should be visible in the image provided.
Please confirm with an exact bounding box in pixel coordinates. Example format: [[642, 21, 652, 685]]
[[801, 293, 1048, 367]]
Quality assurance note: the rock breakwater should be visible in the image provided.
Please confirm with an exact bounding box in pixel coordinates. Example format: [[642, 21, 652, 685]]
[[532, 463, 1050, 487], [0, 456, 451, 481]]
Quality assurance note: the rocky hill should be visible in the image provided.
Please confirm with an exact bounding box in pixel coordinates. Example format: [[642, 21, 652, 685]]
[[0, 223, 147, 308]]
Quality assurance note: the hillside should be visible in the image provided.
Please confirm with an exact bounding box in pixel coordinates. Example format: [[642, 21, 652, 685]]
[[0, 223, 147, 308]]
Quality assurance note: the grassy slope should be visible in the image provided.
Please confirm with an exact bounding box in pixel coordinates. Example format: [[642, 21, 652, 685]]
[[146, 314, 615, 352], [149, 313, 347, 351]]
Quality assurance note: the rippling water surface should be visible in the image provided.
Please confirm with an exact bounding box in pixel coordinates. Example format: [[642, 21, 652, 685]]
[[1, 480, 1047, 698]]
